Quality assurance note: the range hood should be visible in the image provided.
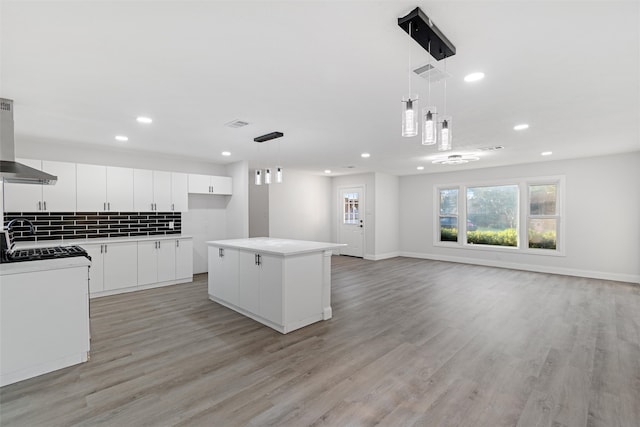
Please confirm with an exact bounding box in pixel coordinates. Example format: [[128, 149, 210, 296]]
[[0, 98, 57, 185]]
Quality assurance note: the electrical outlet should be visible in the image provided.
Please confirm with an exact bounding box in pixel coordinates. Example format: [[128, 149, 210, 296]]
[[169, 221, 174, 230]]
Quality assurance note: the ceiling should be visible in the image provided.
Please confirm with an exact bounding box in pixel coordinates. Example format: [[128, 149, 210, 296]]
[[1, 1, 639, 176]]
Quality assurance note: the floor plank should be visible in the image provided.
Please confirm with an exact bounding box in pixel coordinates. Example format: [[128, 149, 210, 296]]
[[1, 256, 638, 426]]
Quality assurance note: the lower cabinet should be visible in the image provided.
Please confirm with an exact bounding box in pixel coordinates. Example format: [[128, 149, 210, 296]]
[[209, 247, 239, 305], [83, 241, 138, 293], [82, 237, 193, 297], [238, 251, 283, 324]]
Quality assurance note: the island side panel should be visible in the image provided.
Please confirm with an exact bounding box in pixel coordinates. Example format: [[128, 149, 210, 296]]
[[322, 250, 333, 319], [282, 252, 323, 332]]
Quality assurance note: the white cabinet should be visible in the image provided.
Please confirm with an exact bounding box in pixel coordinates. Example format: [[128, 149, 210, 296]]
[[134, 170, 188, 212], [3, 159, 76, 212], [138, 239, 176, 286], [209, 246, 239, 305], [237, 251, 283, 324], [82, 241, 138, 293], [176, 238, 193, 280], [188, 174, 232, 195], [76, 164, 133, 212]]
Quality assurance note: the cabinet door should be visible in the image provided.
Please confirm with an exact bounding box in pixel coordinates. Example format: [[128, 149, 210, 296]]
[[238, 251, 260, 314], [3, 158, 43, 212], [211, 176, 233, 195], [42, 161, 76, 212], [259, 254, 283, 324], [157, 239, 176, 282], [175, 239, 193, 280], [104, 241, 138, 290], [153, 171, 172, 211], [133, 169, 154, 212], [76, 164, 107, 212], [106, 166, 134, 212], [137, 240, 158, 286], [82, 244, 104, 294], [188, 174, 210, 194], [171, 173, 189, 212]]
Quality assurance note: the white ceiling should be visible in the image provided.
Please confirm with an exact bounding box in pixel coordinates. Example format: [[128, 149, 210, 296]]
[[1, 1, 639, 176]]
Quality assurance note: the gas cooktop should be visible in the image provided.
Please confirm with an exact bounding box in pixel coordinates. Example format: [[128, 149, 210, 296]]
[[1, 245, 91, 263]]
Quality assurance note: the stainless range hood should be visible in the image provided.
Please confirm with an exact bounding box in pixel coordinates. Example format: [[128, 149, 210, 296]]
[[0, 98, 57, 185]]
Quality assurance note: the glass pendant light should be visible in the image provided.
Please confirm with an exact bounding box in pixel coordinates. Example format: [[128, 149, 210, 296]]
[[264, 168, 272, 185], [276, 166, 283, 183], [402, 96, 419, 137], [438, 116, 452, 151], [422, 106, 437, 145], [255, 169, 262, 185]]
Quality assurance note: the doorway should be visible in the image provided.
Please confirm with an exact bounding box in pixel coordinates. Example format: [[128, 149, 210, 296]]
[[338, 186, 364, 257]]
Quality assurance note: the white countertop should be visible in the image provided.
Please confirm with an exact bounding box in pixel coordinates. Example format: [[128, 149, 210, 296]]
[[0, 257, 91, 276], [207, 237, 345, 256], [11, 234, 193, 250]]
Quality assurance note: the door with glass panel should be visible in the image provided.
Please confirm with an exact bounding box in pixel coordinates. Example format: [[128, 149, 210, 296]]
[[338, 187, 364, 257]]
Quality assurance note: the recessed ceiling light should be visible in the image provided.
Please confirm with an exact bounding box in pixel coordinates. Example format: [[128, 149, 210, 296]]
[[324, 169, 332, 174], [513, 123, 529, 131], [541, 151, 553, 156], [361, 153, 370, 158], [115, 135, 128, 142], [136, 116, 153, 124], [464, 72, 485, 82], [221, 151, 231, 156], [416, 166, 424, 170]]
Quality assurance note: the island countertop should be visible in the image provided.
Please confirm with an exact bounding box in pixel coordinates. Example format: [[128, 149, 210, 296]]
[[207, 237, 345, 256]]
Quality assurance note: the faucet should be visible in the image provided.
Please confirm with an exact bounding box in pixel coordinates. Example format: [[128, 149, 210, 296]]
[[5, 217, 35, 235]]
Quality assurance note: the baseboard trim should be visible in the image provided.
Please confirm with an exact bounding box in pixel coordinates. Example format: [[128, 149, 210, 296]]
[[364, 252, 400, 261], [399, 251, 640, 284]]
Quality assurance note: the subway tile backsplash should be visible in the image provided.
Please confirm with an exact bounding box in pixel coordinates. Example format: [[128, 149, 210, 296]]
[[3, 212, 181, 242]]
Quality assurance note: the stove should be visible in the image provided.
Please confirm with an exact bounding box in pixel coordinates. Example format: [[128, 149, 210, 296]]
[[2, 245, 91, 263]]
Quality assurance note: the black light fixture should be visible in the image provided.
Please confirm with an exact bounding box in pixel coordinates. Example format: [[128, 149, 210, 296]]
[[397, 8, 456, 60], [254, 132, 284, 143]]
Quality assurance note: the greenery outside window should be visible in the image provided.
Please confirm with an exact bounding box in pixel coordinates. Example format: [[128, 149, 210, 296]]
[[434, 176, 564, 255]]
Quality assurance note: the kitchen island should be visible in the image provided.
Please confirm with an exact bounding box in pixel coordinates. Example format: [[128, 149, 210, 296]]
[[207, 238, 345, 333], [0, 257, 91, 387]]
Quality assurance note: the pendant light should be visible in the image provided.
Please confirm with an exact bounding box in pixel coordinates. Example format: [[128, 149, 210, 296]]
[[253, 132, 284, 185], [276, 166, 283, 183], [255, 169, 262, 185], [438, 56, 453, 151], [422, 40, 437, 146], [401, 21, 418, 138], [264, 168, 272, 184]]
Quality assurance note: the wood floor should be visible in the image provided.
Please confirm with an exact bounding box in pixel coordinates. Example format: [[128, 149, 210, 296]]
[[1, 256, 639, 426]]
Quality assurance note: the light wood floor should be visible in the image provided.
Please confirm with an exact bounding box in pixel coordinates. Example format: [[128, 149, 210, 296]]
[[1, 256, 639, 426]]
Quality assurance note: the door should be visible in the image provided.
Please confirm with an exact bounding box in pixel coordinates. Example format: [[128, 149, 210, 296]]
[[42, 161, 76, 212], [238, 251, 260, 314], [157, 239, 176, 282], [133, 169, 154, 211], [211, 176, 232, 195], [76, 164, 107, 212], [171, 173, 189, 212], [338, 186, 365, 257], [137, 240, 158, 286], [175, 239, 193, 280], [188, 174, 211, 194], [82, 244, 104, 294], [106, 166, 134, 211], [153, 171, 172, 211], [3, 158, 43, 212], [103, 241, 138, 290]]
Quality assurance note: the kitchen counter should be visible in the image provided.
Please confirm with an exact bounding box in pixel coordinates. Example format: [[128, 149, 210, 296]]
[[11, 234, 193, 250], [0, 256, 91, 275], [207, 238, 345, 333]]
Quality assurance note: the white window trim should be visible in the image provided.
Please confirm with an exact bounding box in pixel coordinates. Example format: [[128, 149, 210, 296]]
[[433, 175, 566, 256]]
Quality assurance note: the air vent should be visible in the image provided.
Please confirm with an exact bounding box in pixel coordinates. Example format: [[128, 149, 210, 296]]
[[341, 165, 356, 169], [413, 63, 451, 83], [478, 145, 504, 151], [225, 119, 249, 128], [0, 100, 12, 112]]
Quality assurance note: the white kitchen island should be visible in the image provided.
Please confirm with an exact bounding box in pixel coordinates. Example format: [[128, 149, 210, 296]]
[[207, 238, 345, 333]]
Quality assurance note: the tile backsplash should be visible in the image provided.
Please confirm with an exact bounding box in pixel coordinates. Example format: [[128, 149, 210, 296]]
[[3, 211, 181, 242]]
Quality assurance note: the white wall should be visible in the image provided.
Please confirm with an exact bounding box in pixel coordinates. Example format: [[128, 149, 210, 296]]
[[268, 170, 331, 242], [225, 161, 249, 239], [399, 152, 640, 283], [331, 173, 375, 258], [373, 173, 400, 260], [182, 195, 228, 274], [248, 171, 269, 237]]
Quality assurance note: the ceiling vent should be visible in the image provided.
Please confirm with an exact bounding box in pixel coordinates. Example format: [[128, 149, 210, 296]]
[[225, 119, 250, 128], [478, 145, 505, 151], [413, 63, 450, 83]]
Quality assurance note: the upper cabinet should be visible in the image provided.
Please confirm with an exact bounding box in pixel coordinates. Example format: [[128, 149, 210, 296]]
[[76, 164, 133, 212], [188, 174, 232, 195], [4, 159, 76, 212], [134, 170, 188, 212]]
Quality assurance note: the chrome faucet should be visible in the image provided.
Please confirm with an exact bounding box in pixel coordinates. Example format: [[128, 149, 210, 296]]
[[5, 217, 35, 235]]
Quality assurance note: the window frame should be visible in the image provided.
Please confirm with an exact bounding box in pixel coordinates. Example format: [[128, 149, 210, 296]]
[[433, 175, 565, 256]]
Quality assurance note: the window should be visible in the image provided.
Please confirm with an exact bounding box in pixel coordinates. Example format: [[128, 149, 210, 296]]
[[343, 192, 360, 224], [435, 176, 563, 255], [528, 184, 558, 250], [439, 188, 458, 242], [466, 185, 518, 247]]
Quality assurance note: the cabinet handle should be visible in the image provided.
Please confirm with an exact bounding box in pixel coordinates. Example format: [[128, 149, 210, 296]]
[[171, 203, 175, 211], [103, 202, 106, 211], [154, 203, 157, 211], [43, 201, 47, 211], [158, 241, 161, 249], [38, 201, 42, 211], [219, 247, 224, 258], [257, 254, 262, 266], [176, 240, 179, 248], [100, 244, 103, 254], [108, 202, 111, 210], [105, 245, 108, 254]]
